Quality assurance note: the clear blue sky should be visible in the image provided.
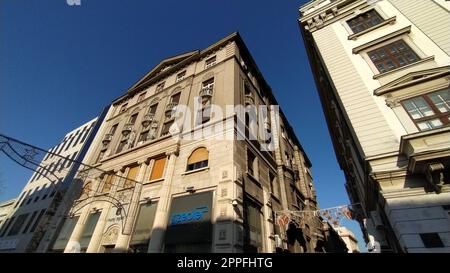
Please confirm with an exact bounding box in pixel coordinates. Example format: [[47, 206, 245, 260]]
[[0, 0, 366, 251]]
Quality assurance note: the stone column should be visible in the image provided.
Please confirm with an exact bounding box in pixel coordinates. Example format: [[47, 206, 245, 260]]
[[147, 148, 178, 253], [86, 169, 125, 253], [293, 146, 309, 200], [114, 160, 148, 252], [64, 175, 105, 253], [262, 187, 274, 253], [269, 105, 288, 210]]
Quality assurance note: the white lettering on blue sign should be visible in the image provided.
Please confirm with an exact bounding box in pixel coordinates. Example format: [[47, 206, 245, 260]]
[[170, 206, 208, 225]]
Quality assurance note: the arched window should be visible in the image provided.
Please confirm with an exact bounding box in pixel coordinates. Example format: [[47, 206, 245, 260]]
[[186, 147, 209, 171]]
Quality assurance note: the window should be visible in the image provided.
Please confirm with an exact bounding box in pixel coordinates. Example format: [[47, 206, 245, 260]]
[[149, 157, 166, 181], [247, 150, 257, 177], [29, 209, 46, 233], [176, 71, 186, 82], [129, 201, 158, 252], [149, 104, 158, 115], [66, 152, 78, 168], [79, 212, 100, 251], [243, 199, 263, 253], [420, 233, 444, 248], [129, 113, 138, 125], [116, 139, 127, 153], [186, 147, 209, 171], [0, 217, 15, 237], [402, 89, 450, 131], [367, 40, 420, 73], [200, 96, 212, 124], [101, 174, 114, 193], [72, 127, 86, 147], [202, 78, 214, 91], [137, 92, 146, 102], [138, 131, 149, 143], [161, 120, 175, 136], [52, 216, 79, 251], [269, 172, 280, 197], [124, 165, 139, 188], [110, 124, 118, 135], [119, 103, 128, 114], [347, 9, 384, 34], [156, 82, 165, 93], [205, 56, 216, 69], [7, 213, 29, 236], [22, 211, 38, 234], [170, 92, 181, 104]]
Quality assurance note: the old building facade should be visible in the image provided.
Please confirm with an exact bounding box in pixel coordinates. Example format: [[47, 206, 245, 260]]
[[0, 118, 100, 252], [51, 33, 329, 253], [299, 0, 450, 252]]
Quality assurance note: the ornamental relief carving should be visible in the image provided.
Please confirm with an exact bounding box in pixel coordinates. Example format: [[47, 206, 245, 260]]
[[102, 225, 119, 246], [385, 98, 401, 108]]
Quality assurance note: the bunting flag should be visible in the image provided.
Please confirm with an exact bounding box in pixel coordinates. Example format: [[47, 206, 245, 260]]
[[275, 203, 363, 230]]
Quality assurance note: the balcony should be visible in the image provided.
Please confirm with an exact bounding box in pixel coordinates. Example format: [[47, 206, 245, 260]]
[[102, 133, 113, 145], [245, 94, 254, 105], [141, 113, 155, 127], [399, 127, 450, 193], [199, 86, 213, 97], [121, 123, 134, 136], [165, 102, 178, 113]]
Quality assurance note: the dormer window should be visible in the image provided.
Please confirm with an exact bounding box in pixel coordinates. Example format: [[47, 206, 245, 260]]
[[176, 71, 186, 82], [347, 9, 384, 34], [205, 56, 216, 69], [156, 82, 165, 93]]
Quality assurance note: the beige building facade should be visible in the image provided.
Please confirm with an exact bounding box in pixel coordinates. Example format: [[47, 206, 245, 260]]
[[299, 0, 450, 252], [51, 33, 331, 253], [335, 226, 359, 253]]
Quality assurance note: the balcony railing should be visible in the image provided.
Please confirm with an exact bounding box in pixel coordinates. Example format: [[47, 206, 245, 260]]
[[165, 102, 178, 112], [141, 113, 155, 127], [245, 93, 254, 105], [102, 133, 113, 145], [199, 86, 214, 97], [122, 123, 134, 136]]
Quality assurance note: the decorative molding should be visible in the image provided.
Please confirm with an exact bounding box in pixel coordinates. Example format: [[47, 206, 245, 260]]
[[373, 56, 436, 80], [348, 16, 396, 40], [352, 26, 411, 54], [374, 65, 450, 95]]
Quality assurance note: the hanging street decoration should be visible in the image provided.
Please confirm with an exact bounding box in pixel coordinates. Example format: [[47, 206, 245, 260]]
[[275, 203, 363, 231]]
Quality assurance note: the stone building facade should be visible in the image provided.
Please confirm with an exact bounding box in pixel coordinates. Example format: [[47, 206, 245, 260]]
[[299, 0, 450, 252], [52, 33, 328, 253]]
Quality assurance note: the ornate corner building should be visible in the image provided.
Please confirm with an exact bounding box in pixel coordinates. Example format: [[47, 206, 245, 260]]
[[299, 0, 450, 252], [47, 33, 343, 253]]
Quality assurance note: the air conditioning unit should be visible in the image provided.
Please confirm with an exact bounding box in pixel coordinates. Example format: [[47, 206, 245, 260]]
[[274, 235, 283, 248]]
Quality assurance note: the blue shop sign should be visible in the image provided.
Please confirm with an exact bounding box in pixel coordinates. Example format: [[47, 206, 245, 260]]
[[170, 206, 209, 225]]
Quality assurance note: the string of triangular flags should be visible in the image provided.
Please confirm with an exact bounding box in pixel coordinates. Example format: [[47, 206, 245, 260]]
[[275, 203, 363, 230]]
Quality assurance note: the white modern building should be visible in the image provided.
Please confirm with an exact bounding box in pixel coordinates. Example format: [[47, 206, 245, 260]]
[[299, 0, 450, 252], [0, 118, 100, 252], [0, 199, 15, 229]]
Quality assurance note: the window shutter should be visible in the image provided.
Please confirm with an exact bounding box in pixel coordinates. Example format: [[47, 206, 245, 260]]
[[187, 148, 208, 165], [150, 157, 166, 180]]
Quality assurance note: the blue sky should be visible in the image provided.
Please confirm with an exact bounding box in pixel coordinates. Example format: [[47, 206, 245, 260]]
[[0, 0, 366, 251]]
